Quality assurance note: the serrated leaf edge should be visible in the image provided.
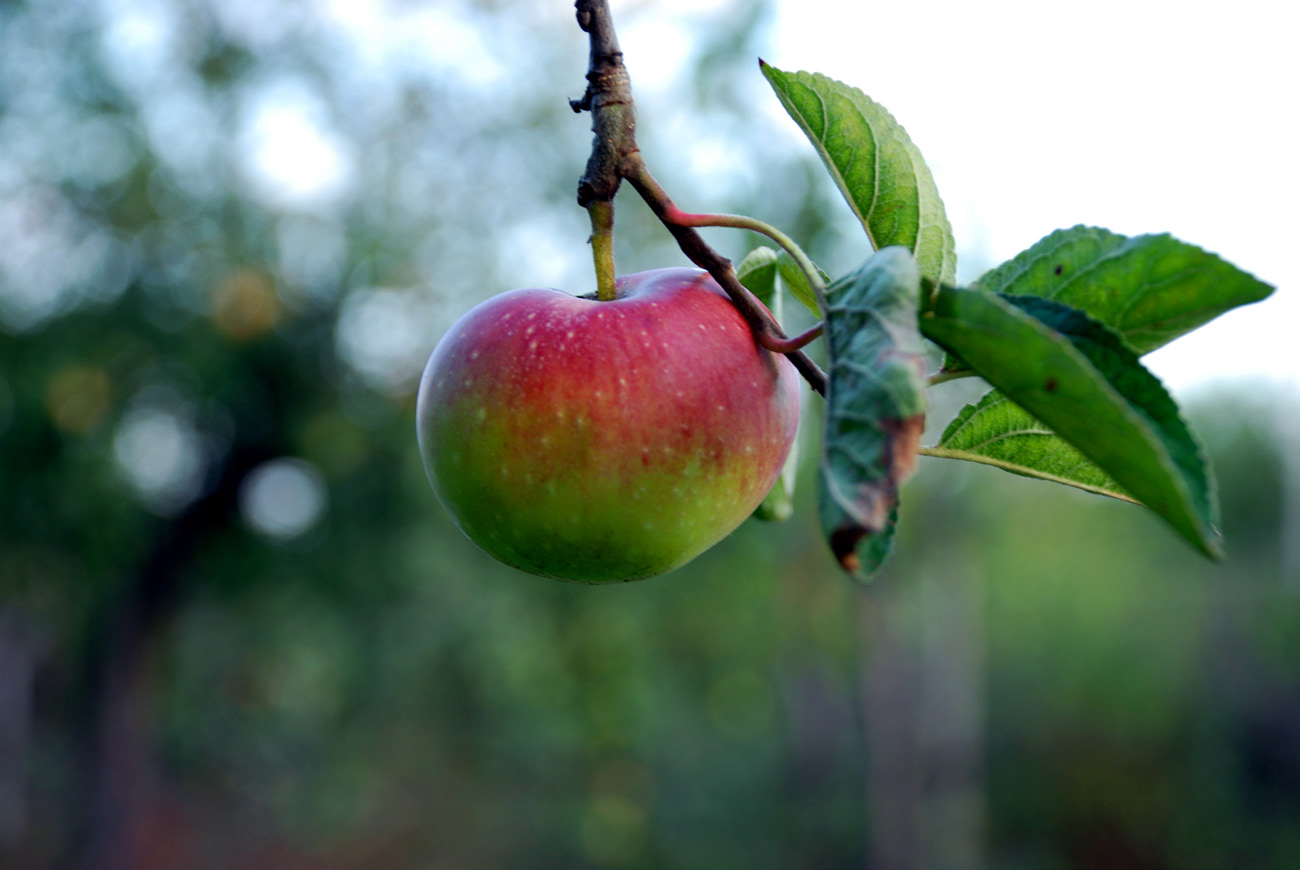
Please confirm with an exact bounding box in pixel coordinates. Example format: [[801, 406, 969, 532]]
[[919, 445, 1138, 504], [923, 289, 1220, 557], [761, 64, 956, 284]]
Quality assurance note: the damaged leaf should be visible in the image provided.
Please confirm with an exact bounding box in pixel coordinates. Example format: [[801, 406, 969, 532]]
[[818, 247, 928, 580]]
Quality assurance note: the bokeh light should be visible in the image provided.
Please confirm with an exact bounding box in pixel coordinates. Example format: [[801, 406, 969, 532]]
[[238, 458, 328, 540]]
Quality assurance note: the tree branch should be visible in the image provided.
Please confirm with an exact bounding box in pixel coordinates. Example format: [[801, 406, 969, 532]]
[[571, 0, 634, 207], [570, 0, 828, 397]]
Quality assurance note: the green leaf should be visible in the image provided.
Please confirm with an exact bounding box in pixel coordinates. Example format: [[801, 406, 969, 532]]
[[926, 390, 1134, 502], [819, 248, 928, 580], [971, 226, 1275, 354], [775, 250, 825, 317], [738, 247, 797, 522], [754, 431, 799, 522], [736, 246, 780, 310], [761, 63, 956, 285], [922, 288, 1220, 557]]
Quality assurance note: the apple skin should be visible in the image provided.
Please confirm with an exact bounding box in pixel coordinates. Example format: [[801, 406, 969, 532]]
[[416, 267, 801, 583]]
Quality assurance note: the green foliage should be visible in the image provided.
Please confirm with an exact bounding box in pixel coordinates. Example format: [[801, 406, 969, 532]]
[[969, 226, 1275, 355], [926, 227, 1273, 521], [735, 246, 780, 309], [923, 288, 1220, 557], [762, 65, 1271, 571], [775, 249, 826, 317], [818, 248, 928, 579], [761, 63, 957, 285], [929, 390, 1131, 502]]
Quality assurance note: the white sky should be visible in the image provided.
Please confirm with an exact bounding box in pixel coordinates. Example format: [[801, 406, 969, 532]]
[[765, 0, 1297, 399]]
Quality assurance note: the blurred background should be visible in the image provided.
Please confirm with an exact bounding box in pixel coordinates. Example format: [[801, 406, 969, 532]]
[[1, 0, 1296, 867]]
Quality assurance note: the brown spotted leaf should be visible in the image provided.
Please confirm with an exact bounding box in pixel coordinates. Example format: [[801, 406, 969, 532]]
[[818, 247, 928, 581]]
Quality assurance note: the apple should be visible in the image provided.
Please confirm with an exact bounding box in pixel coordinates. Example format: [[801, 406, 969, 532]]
[[416, 267, 801, 582]]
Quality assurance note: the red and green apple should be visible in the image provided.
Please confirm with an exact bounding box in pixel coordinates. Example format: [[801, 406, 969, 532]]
[[416, 268, 801, 582]]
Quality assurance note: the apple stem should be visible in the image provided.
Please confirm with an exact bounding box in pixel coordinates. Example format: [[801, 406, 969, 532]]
[[588, 201, 617, 301], [661, 205, 829, 307]]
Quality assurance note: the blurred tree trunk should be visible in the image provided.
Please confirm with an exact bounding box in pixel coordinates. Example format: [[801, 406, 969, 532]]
[[78, 444, 275, 870], [860, 543, 986, 870], [1280, 404, 1300, 591], [0, 609, 49, 850]]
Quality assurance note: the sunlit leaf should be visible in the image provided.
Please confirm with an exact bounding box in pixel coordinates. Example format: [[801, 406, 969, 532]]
[[971, 226, 1274, 354], [761, 63, 956, 285], [819, 248, 927, 580], [941, 226, 1276, 374]]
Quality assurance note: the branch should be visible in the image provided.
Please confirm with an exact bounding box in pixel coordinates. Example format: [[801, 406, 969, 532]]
[[571, 0, 634, 207], [622, 155, 828, 394], [570, 0, 827, 397]]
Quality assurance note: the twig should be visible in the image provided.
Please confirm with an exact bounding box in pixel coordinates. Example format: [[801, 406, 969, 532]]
[[570, 0, 828, 397]]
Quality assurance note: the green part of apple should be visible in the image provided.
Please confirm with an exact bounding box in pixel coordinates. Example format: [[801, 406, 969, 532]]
[[416, 268, 802, 583]]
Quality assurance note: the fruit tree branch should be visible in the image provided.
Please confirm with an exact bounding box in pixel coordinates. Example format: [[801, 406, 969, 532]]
[[621, 155, 828, 393], [570, 0, 828, 397]]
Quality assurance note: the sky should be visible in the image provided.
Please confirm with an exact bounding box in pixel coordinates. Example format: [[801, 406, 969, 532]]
[[765, 0, 1298, 400]]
